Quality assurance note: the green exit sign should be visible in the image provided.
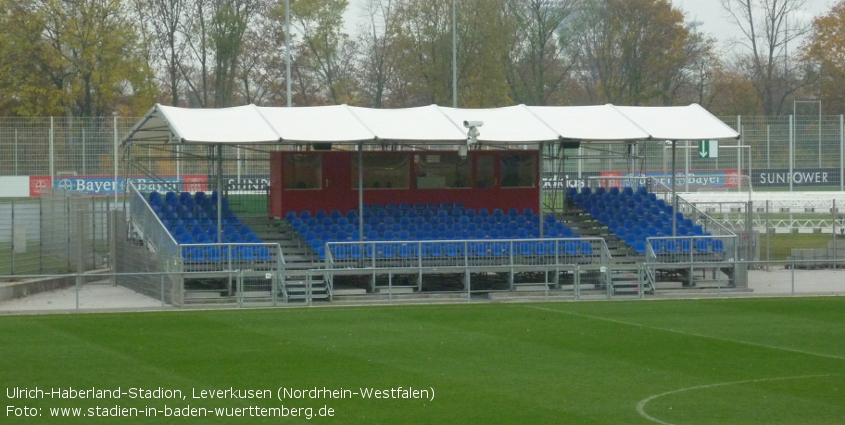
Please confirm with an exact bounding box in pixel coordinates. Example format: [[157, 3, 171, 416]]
[[699, 140, 719, 158]]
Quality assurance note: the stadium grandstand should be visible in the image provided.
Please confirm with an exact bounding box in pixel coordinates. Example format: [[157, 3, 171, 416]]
[[118, 103, 742, 305]]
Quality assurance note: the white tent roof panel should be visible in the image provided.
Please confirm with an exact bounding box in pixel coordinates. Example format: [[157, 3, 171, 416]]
[[526, 105, 651, 141], [257, 105, 374, 143], [123, 103, 739, 146], [439, 105, 561, 143], [157, 104, 280, 144], [345, 105, 467, 141], [612, 104, 739, 141]]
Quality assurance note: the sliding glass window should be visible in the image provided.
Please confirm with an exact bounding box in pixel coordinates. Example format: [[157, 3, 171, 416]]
[[283, 154, 321, 189], [414, 154, 471, 189], [351, 154, 410, 189]]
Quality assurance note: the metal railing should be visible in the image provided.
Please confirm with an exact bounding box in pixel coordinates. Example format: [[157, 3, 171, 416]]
[[128, 181, 178, 259], [5, 259, 845, 313]]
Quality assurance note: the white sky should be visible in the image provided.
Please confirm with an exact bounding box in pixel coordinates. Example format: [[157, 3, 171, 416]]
[[343, 0, 835, 54], [673, 0, 834, 53]]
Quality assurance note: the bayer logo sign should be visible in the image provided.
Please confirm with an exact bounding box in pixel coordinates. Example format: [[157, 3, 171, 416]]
[[57, 179, 75, 190]]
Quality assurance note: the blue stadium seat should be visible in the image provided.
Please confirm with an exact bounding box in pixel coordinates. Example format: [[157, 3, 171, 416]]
[[238, 246, 256, 261], [633, 240, 646, 254], [694, 238, 711, 253], [678, 239, 691, 254]]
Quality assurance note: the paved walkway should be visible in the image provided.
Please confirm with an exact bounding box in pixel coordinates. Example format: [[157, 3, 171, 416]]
[[0, 269, 842, 315], [0, 283, 168, 314]]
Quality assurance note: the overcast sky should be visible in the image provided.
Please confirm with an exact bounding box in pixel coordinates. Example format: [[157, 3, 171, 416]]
[[342, 0, 835, 54], [674, 0, 833, 53]]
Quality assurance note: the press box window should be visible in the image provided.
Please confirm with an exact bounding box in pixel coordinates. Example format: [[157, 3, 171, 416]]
[[501, 154, 536, 188], [414, 154, 471, 189], [283, 154, 322, 189], [351, 154, 410, 189]]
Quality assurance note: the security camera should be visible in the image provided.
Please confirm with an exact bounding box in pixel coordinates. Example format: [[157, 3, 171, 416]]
[[463, 120, 483, 128], [458, 145, 468, 159]]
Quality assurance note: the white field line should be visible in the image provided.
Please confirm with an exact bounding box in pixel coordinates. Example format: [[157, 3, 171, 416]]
[[634, 374, 841, 425], [525, 305, 845, 361]]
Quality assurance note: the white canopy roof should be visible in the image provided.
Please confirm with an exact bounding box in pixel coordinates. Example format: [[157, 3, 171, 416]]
[[612, 104, 740, 141], [124, 102, 738, 146], [439, 105, 562, 143], [526, 105, 651, 141]]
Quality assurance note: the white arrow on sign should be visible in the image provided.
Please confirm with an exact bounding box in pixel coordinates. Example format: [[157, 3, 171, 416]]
[[698, 140, 719, 158]]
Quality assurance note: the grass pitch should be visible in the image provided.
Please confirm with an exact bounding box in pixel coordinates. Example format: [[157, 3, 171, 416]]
[[2, 298, 844, 424]]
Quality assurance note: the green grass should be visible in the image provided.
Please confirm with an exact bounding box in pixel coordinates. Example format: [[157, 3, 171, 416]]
[[759, 232, 838, 261], [2, 298, 844, 424]]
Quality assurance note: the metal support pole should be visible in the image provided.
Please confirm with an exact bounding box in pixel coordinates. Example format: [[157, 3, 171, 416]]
[[791, 258, 795, 295], [833, 199, 837, 267], [14, 129, 18, 175], [49, 117, 55, 185], [236, 147, 242, 184], [539, 142, 544, 238], [358, 145, 364, 241], [113, 117, 119, 208], [10, 201, 15, 275], [737, 116, 742, 191], [671, 141, 677, 236], [76, 205, 85, 311], [766, 124, 770, 169], [840, 115, 844, 192], [285, 0, 291, 107], [217, 145, 224, 245], [684, 140, 689, 192], [452, 0, 457, 108], [766, 200, 771, 270], [82, 128, 86, 175], [789, 115, 794, 192]]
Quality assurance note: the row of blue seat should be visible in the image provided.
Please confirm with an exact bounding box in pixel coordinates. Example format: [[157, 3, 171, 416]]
[[303, 225, 579, 248], [570, 186, 708, 251], [150, 191, 227, 208], [287, 208, 547, 226], [296, 217, 567, 237], [145, 191, 263, 247], [182, 245, 272, 263], [291, 213, 547, 232], [364, 202, 468, 211], [567, 185, 648, 198], [319, 240, 595, 260], [612, 221, 704, 237], [174, 229, 261, 244], [639, 238, 726, 255], [155, 205, 235, 219]]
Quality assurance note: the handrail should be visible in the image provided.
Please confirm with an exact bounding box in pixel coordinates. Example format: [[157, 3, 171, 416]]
[[323, 237, 609, 270], [646, 177, 737, 237], [128, 181, 178, 258]]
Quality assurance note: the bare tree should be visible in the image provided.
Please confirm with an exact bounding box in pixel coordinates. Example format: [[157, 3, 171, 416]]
[[504, 0, 580, 105], [356, 0, 399, 108], [290, 0, 358, 105], [720, 0, 810, 115], [133, 0, 187, 106]]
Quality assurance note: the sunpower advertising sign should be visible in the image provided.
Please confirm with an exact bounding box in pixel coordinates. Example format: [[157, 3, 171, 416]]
[[49, 175, 208, 196], [755, 168, 841, 188], [600, 170, 741, 189]]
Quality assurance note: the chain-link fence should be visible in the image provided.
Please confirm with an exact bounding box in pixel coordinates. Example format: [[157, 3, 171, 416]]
[[39, 188, 113, 274], [541, 114, 845, 192], [2, 260, 844, 314], [0, 114, 842, 194]]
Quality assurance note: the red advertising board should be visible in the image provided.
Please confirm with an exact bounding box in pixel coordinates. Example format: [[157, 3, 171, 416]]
[[29, 176, 52, 197]]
